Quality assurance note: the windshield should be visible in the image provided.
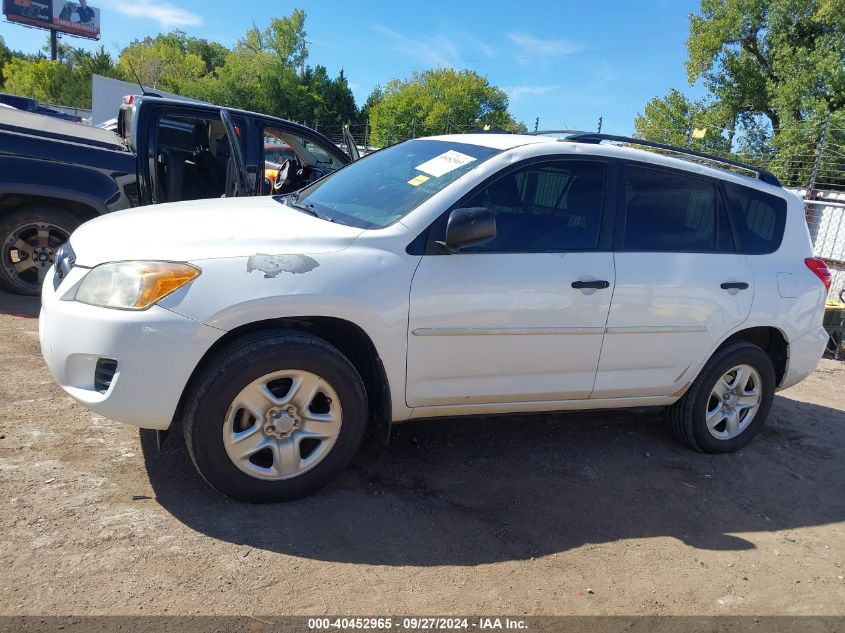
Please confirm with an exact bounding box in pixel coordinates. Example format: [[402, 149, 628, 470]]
[[279, 139, 502, 228]]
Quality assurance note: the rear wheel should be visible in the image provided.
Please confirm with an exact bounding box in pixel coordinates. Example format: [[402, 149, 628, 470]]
[[668, 341, 775, 453], [183, 330, 368, 502], [0, 207, 81, 295]]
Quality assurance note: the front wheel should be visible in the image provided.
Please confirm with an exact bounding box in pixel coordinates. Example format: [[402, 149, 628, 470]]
[[183, 330, 368, 502], [0, 207, 81, 295], [668, 341, 775, 453]]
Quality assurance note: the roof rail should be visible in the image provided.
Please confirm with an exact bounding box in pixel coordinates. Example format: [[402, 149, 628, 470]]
[[529, 130, 781, 187]]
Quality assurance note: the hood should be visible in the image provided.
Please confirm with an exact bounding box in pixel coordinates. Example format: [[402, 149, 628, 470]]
[[70, 196, 365, 266]]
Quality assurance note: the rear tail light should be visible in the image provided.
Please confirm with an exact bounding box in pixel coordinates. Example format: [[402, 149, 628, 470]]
[[805, 257, 832, 290]]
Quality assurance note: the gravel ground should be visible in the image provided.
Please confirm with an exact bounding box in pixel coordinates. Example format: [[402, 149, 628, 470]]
[[1, 288, 844, 616]]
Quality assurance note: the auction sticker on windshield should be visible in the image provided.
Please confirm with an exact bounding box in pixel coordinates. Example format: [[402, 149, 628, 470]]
[[415, 150, 477, 177], [407, 174, 430, 186]]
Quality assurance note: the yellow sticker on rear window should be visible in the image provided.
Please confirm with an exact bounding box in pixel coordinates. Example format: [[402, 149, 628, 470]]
[[407, 174, 430, 186]]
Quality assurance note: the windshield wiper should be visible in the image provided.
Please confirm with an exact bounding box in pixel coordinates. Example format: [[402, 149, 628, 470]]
[[283, 192, 334, 222]]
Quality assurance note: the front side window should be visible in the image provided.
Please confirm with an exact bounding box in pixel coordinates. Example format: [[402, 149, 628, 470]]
[[624, 165, 719, 252], [461, 160, 606, 252], [289, 139, 501, 228]]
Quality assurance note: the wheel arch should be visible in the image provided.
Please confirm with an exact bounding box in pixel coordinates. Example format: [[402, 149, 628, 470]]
[[0, 190, 106, 223], [174, 316, 392, 443], [715, 326, 789, 387]]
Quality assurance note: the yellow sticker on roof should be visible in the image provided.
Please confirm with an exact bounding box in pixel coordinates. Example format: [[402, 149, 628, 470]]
[[407, 174, 430, 186], [415, 150, 476, 178]]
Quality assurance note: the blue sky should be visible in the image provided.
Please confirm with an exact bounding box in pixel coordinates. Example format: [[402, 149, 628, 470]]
[[1, 0, 706, 133]]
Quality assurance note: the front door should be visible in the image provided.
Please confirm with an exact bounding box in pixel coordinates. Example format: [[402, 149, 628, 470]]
[[406, 158, 615, 408]]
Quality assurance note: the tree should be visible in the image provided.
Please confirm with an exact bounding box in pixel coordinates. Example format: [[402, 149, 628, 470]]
[[684, 0, 845, 186], [0, 36, 14, 88], [118, 38, 205, 92], [3, 58, 63, 104], [3, 44, 120, 108], [361, 85, 384, 123], [368, 68, 525, 146], [687, 0, 844, 131], [196, 10, 358, 126], [154, 30, 228, 75], [634, 88, 732, 154]]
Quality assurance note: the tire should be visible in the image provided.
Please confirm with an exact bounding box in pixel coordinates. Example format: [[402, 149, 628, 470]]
[[0, 206, 82, 296], [183, 330, 369, 503], [667, 341, 775, 453]]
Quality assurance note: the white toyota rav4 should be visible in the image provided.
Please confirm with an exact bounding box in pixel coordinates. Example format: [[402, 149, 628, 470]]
[[39, 132, 830, 502]]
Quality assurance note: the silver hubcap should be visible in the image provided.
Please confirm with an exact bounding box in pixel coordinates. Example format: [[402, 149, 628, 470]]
[[706, 364, 762, 440], [223, 369, 342, 481]]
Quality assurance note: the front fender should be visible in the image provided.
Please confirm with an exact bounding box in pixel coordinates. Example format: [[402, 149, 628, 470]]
[[158, 251, 420, 422], [0, 154, 136, 213]]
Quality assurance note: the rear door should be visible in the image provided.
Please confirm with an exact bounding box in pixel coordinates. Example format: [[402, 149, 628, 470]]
[[406, 157, 616, 408], [592, 163, 753, 399]]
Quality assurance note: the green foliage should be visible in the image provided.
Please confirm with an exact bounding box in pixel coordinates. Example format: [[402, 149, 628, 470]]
[[360, 85, 384, 123], [0, 36, 14, 87], [0, 8, 526, 149], [634, 0, 845, 188], [369, 68, 525, 145], [119, 38, 206, 93], [4, 44, 120, 108], [187, 10, 357, 126], [634, 88, 731, 154], [687, 0, 845, 128]]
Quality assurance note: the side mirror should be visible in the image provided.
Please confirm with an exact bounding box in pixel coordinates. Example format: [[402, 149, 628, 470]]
[[438, 207, 496, 253]]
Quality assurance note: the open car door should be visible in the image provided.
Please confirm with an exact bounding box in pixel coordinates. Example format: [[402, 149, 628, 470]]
[[220, 109, 253, 197], [342, 124, 360, 161]]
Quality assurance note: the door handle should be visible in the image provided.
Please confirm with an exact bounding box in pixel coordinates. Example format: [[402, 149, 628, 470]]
[[720, 281, 749, 290], [572, 280, 610, 290]]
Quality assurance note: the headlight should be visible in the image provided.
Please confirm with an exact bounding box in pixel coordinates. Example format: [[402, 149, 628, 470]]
[[75, 261, 200, 310]]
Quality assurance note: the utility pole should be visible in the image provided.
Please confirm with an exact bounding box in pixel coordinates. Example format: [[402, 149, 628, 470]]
[[597, 116, 603, 133], [806, 114, 831, 227], [534, 117, 539, 132]]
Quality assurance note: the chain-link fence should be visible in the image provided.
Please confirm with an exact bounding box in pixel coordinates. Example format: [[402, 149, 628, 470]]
[[791, 189, 845, 299]]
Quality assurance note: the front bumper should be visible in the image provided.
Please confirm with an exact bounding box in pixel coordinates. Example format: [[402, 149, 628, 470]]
[[39, 266, 224, 429]]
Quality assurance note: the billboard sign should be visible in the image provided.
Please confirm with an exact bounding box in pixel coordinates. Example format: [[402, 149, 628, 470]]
[[3, 0, 100, 40], [52, 0, 99, 38], [3, 0, 53, 29]]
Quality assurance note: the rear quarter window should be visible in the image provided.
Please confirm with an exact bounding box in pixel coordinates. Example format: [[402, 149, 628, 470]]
[[722, 182, 787, 254]]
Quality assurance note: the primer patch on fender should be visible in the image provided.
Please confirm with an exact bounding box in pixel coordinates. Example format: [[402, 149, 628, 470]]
[[247, 254, 319, 278]]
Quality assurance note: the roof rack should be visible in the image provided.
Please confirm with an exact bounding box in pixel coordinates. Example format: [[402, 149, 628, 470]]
[[529, 130, 781, 187]]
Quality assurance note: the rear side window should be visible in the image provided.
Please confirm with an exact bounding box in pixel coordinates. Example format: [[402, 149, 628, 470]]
[[723, 182, 786, 254], [624, 165, 720, 252]]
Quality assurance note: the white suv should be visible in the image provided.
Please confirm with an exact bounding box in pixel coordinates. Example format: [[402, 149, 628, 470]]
[[39, 132, 830, 502]]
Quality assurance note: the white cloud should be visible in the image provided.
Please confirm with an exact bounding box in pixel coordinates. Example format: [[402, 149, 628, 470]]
[[507, 32, 582, 58], [506, 84, 559, 101], [374, 26, 460, 68], [99, 0, 203, 29]]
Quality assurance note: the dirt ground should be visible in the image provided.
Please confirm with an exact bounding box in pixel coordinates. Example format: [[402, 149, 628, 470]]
[[1, 288, 844, 616]]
